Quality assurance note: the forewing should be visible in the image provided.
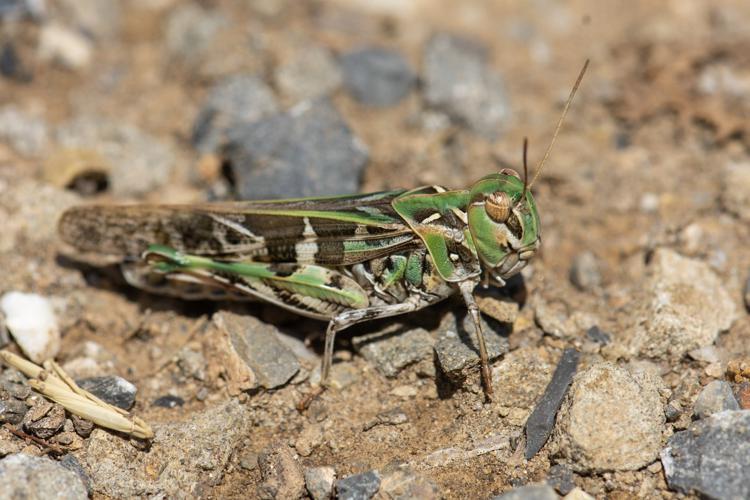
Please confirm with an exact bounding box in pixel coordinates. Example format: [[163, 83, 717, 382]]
[[59, 190, 417, 266]]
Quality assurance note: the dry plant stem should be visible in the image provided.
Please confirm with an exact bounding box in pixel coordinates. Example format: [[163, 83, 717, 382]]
[[0, 350, 154, 440]]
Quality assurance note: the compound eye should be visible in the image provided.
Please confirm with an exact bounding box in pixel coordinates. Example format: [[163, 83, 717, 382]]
[[499, 168, 521, 179], [485, 191, 511, 223]]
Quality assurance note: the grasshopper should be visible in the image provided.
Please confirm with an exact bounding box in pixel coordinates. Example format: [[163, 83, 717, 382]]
[[58, 62, 587, 402]]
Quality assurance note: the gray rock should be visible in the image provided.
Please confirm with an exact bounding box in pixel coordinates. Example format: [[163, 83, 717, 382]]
[[693, 380, 740, 419], [82, 399, 251, 497], [352, 324, 434, 377], [76, 375, 137, 410], [0, 454, 88, 500], [304, 466, 336, 500], [152, 394, 184, 409], [0, 399, 28, 424], [340, 47, 416, 107], [492, 484, 558, 500], [584, 326, 610, 345], [1, 379, 30, 400], [71, 415, 94, 438], [164, 4, 226, 65], [434, 312, 509, 382], [56, 116, 174, 197], [662, 410, 750, 499], [569, 251, 602, 291], [276, 45, 342, 103], [550, 362, 665, 472], [622, 248, 736, 359], [546, 464, 575, 495], [423, 33, 510, 139], [0, 105, 48, 156], [525, 348, 580, 459], [362, 407, 409, 431], [59, 454, 91, 496], [22, 401, 65, 439], [213, 311, 299, 390], [258, 442, 306, 500], [225, 99, 368, 199], [192, 74, 278, 154], [336, 470, 381, 500]]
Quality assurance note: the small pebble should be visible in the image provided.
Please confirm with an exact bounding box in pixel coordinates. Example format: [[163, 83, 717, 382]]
[[492, 484, 558, 500], [569, 251, 602, 291], [152, 395, 184, 409], [0, 454, 88, 500], [276, 45, 342, 103], [378, 465, 440, 499], [76, 375, 137, 411], [585, 326, 610, 345], [0, 398, 28, 425], [563, 487, 595, 500], [304, 466, 336, 500], [0, 292, 60, 364], [336, 470, 381, 500], [38, 23, 93, 70], [547, 463, 575, 495], [363, 408, 408, 431], [257, 442, 305, 500], [692, 380, 739, 419], [70, 415, 94, 438], [664, 400, 683, 422], [340, 47, 416, 107], [294, 424, 324, 457], [22, 401, 65, 439], [390, 385, 417, 398]]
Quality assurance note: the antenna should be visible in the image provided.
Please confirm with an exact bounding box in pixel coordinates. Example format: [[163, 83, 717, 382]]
[[521, 137, 529, 199], [527, 59, 589, 190]]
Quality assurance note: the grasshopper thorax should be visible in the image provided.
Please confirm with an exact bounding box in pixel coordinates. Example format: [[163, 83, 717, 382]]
[[467, 170, 540, 282]]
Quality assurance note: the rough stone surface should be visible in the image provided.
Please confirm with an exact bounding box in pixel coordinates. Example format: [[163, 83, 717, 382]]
[[76, 375, 137, 410], [22, 401, 65, 439], [191, 74, 278, 154], [164, 4, 226, 66], [276, 45, 342, 102], [257, 442, 306, 500], [693, 380, 740, 419], [0, 291, 60, 363], [546, 463, 576, 495], [209, 311, 299, 391], [662, 410, 750, 499], [225, 99, 368, 199], [352, 324, 434, 377], [525, 348, 580, 459], [0, 454, 88, 500], [56, 116, 174, 197], [623, 248, 736, 359], [304, 465, 336, 500], [81, 399, 251, 497], [492, 484, 558, 500], [550, 362, 665, 472], [0, 398, 28, 424], [434, 312, 509, 382], [378, 465, 440, 499], [340, 47, 416, 107], [491, 347, 554, 409], [423, 33, 510, 139], [336, 470, 381, 500]]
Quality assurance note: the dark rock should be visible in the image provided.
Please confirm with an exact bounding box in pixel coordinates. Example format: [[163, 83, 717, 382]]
[[525, 348, 580, 459], [0, 454, 88, 500], [258, 442, 305, 499], [340, 47, 416, 107], [434, 311, 509, 382], [0, 42, 30, 82], [423, 33, 510, 139], [59, 454, 91, 495], [336, 470, 381, 500], [2, 380, 30, 400], [71, 415, 94, 438], [491, 484, 558, 500], [585, 326, 610, 345], [352, 324, 434, 378], [191, 74, 278, 154], [693, 380, 739, 419], [152, 394, 185, 409], [546, 463, 575, 495], [0, 398, 28, 424], [22, 401, 65, 439], [664, 400, 683, 422], [76, 375, 137, 410], [225, 99, 368, 199], [662, 410, 750, 499]]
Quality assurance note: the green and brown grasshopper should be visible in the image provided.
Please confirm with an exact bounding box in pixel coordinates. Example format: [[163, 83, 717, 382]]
[[58, 62, 587, 402]]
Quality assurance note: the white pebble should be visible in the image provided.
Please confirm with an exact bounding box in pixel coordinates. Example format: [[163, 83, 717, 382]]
[[0, 292, 60, 363]]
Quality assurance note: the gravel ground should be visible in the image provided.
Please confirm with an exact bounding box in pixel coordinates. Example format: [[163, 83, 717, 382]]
[[1, 1, 750, 498]]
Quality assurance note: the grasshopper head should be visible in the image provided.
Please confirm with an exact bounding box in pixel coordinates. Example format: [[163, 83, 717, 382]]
[[467, 170, 540, 282]]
